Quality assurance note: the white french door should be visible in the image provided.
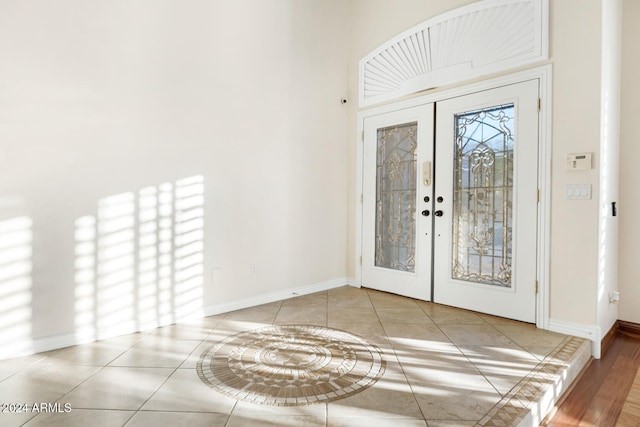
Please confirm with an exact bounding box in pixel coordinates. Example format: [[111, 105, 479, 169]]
[[433, 80, 539, 322], [361, 80, 539, 323], [361, 104, 434, 301]]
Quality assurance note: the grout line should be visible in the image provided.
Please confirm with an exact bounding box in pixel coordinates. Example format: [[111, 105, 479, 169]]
[[270, 301, 283, 326], [2, 286, 590, 427], [221, 400, 238, 427], [0, 355, 47, 384], [48, 338, 143, 410], [120, 409, 138, 427], [366, 290, 432, 423]]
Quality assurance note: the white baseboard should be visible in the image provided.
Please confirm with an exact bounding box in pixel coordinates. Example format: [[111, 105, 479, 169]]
[[202, 277, 351, 317], [0, 320, 183, 361], [547, 318, 602, 358], [0, 278, 353, 361]]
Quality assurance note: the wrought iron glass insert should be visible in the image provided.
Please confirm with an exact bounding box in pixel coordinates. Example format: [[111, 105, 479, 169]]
[[452, 104, 515, 287], [375, 122, 417, 272]]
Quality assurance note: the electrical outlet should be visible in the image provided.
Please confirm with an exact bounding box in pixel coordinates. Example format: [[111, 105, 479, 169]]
[[609, 291, 620, 304]]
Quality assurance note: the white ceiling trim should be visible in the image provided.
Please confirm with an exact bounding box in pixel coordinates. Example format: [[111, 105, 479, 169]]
[[359, 0, 549, 107]]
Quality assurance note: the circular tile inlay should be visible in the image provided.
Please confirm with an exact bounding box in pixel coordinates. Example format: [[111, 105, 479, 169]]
[[197, 325, 386, 406]]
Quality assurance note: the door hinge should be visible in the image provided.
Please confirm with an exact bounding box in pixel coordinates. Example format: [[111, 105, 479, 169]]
[[361, 130, 364, 142], [359, 255, 362, 265], [535, 280, 539, 294], [360, 193, 363, 204], [537, 189, 540, 203], [537, 98, 541, 112]]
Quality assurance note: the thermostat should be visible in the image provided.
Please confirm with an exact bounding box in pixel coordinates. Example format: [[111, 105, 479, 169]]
[[566, 153, 592, 171]]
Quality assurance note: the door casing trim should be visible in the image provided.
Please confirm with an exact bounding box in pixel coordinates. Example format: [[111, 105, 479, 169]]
[[355, 65, 552, 329]]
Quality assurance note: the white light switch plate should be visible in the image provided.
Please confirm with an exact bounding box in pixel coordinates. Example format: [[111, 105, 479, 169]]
[[565, 184, 592, 200]]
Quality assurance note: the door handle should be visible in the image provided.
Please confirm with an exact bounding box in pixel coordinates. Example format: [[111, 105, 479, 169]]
[[434, 210, 443, 217], [421, 210, 430, 217]]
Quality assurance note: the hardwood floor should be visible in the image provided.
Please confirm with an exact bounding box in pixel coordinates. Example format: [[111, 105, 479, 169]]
[[617, 364, 640, 426], [544, 329, 640, 427]]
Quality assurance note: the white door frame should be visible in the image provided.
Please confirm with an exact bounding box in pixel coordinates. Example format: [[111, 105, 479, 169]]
[[355, 65, 552, 330]]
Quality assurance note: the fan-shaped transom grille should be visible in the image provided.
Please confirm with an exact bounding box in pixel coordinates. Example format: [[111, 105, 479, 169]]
[[359, 0, 548, 106]]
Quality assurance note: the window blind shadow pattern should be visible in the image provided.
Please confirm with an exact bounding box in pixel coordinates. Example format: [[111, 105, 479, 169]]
[[74, 176, 204, 341], [0, 217, 33, 358]]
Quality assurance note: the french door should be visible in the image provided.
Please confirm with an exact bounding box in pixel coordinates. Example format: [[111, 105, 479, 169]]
[[361, 80, 539, 323], [361, 104, 434, 301]]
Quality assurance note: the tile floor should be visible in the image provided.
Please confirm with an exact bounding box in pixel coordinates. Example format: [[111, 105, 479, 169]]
[[0, 286, 591, 427]]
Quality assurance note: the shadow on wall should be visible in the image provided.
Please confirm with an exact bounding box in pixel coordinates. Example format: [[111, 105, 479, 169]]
[[74, 175, 205, 342], [0, 216, 33, 359]]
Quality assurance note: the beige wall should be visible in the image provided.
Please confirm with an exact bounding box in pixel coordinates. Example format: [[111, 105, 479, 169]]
[[0, 0, 350, 352], [348, 0, 606, 327], [619, 0, 640, 324], [547, 0, 601, 325]]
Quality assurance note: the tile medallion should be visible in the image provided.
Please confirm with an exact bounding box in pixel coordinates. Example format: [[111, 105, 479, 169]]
[[197, 325, 386, 406]]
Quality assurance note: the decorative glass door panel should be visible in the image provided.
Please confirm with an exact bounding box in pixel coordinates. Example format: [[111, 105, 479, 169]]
[[452, 104, 514, 287], [433, 80, 539, 323], [375, 122, 418, 273], [362, 105, 433, 301]]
